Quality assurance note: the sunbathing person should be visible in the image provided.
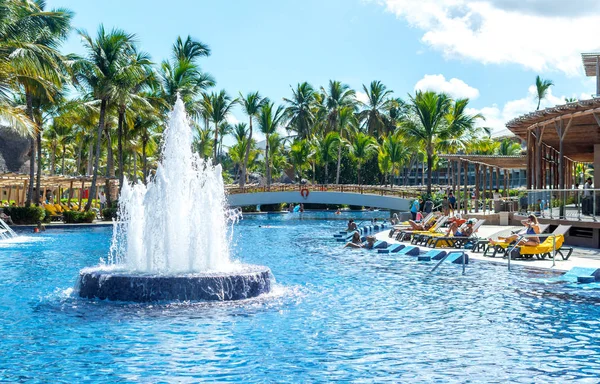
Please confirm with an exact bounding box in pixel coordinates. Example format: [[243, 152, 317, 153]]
[[446, 219, 475, 237], [492, 215, 540, 246], [345, 232, 363, 248], [407, 219, 432, 231]]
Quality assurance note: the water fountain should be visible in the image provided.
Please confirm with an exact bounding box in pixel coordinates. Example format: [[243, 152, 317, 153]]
[[76, 98, 273, 302], [0, 218, 17, 240]]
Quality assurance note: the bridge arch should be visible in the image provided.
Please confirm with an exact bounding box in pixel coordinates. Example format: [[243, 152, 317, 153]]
[[227, 190, 411, 211]]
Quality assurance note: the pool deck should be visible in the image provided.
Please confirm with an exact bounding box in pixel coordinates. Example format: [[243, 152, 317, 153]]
[[375, 225, 600, 273]]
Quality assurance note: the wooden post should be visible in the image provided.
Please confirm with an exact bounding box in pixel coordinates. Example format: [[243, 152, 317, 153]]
[[21, 181, 27, 206], [475, 164, 480, 213], [68, 180, 74, 205], [482, 165, 487, 213], [78, 179, 84, 210], [504, 169, 509, 198], [463, 161, 468, 214], [534, 126, 544, 189]]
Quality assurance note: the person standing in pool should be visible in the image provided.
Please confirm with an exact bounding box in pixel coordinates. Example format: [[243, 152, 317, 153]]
[[347, 219, 357, 231]]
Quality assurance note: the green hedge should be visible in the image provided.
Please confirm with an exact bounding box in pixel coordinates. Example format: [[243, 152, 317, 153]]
[[3, 206, 45, 224], [102, 207, 118, 220], [63, 210, 96, 223]]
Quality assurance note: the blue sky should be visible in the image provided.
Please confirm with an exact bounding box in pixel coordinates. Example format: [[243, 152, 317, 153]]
[[47, 0, 598, 138]]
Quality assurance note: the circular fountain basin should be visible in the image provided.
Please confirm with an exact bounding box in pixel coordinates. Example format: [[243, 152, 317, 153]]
[[76, 265, 273, 302]]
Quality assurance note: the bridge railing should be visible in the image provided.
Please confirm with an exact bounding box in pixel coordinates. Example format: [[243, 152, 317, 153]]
[[225, 184, 423, 199]]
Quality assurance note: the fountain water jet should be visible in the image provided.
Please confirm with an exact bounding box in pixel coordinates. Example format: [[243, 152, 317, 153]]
[[76, 98, 272, 302]]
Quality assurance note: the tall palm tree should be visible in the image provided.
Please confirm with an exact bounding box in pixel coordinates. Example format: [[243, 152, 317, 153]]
[[401, 91, 456, 195], [497, 138, 522, 156], [289, 139, 311, 181], [535, 75, 554, 110], [208, 90, 236, 164], [321, 80, 356, 183], [4, 1, 72, 204], [238, 91, 265, 187], [358, 80, 393, 136], [377, 146, 392, 186], [73, 25, 137, 210], [217, 121, 233, 159], [284, 82, 315, 139], [382, 133, 409, 187], [315, 132, 340, 184], [348, 132, 378, 185], [257, 101, 285, 187]]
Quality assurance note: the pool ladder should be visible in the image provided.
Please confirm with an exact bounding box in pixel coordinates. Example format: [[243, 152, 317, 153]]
[[430, 252, 467, 275]]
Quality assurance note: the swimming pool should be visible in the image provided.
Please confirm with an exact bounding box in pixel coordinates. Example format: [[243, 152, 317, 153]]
[[1, 212, 599, 382]]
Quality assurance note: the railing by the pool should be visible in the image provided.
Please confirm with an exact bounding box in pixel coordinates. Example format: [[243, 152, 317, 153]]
[[431, 252, 467, 275], [505, 233, 558, 271], [226, 184, 423, 199], [524, 188, 600, 222]]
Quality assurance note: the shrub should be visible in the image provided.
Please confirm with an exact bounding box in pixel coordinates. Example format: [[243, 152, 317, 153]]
[[63, 210, 96, 223], [4, 206, 45, 224], [102, 207, 118, 220]]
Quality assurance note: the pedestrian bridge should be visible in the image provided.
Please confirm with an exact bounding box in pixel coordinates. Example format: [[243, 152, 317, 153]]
[[226, 185, 417, 211]]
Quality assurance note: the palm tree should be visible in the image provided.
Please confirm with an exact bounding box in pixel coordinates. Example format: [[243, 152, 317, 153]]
[[535, 75, 554, 110], [113, 48, 154, 191], [402, 91, 482, 195], [4, 1, 72, 204], [348, 132, 378, 185], [193, 126, 213, 160], [497, 138, 522, 156], [267, 133, 288, 182], [315, 132, 340, 184], [208, 90, 236, 164], [74, 25, 137, 210], [289, 139, 311, 181], [382, 133, 409, 187], [358, 80, 393, 136], [238, 91, 265, 187], [284, 82, 315, 139], [257, 101, 285, 187], [377, 146, 392, 186], [159, 36, 214, 113], [321, 80, 356, 183], [217, 122, 233, 160]]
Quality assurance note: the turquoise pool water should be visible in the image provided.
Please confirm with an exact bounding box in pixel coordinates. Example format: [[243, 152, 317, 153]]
[[1, 212, 600, 382]]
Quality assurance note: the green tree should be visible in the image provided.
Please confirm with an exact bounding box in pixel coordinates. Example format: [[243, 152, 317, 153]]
[[257, 101, 285, 187], [74, 25, 137, 210], [238, 91, 265, 187], [289, 139, 311, 181], [358, 80, 393, 136], [315, 132, 340, 184], [321, 80, 356, 183], [348, 132, 378, 185], [284, 82, 315, 139], [535, 75, 554, 110], [208, 90, 236, 164]]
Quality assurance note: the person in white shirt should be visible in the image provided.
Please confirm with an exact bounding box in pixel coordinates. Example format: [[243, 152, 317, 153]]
[[99, 192, 107, 210], [583, 178, 593, 215]]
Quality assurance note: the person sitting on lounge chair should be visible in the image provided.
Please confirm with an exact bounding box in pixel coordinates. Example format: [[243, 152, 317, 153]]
[[492, 215, 540, 247], [446, 218, 475, 237], [345, 232, 363, 248]]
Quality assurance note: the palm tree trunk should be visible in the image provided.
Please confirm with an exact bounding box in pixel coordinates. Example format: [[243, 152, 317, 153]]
[[357, 165, 361, 185], [86, 140, 93, 176], [142, 139, 148, 184], [265, 133, 270, 188], [240, 117, 253, 187], [426, 151, 433, 196], [312, 161, 315, 184], [142, 137, 148, 184], [391, 164, 395, 187], [25, 92, 35, 206], [117, 108, 125, 193], [105, 125, 115, 178], [86, 98, 107, 211], [213, 121, 219, 164], [336, 144, 342, 184], [61, 143, 66, 175], [35, 128, 42, 205], [76, 139, 83, 176], [50, 145, 56, 176], [133, 152, 138, 183], [325, 163, 329, 184]]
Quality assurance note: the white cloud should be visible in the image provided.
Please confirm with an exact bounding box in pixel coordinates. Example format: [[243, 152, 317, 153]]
[[414, 74, 480, 99], [226, 114, 240, 125], [378, 0, 600, 75], [356, 91, 370, 104], [468, 84, 575, 135]]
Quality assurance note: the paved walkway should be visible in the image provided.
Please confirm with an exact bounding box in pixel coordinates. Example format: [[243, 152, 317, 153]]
[[375, 225, 600, 273]]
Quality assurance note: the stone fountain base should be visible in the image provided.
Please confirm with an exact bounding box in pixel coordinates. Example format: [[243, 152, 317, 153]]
[[76, 265, 272, 302]]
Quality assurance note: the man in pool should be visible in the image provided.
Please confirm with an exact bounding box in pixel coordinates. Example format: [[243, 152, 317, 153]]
[[347, 219, 357, 231]]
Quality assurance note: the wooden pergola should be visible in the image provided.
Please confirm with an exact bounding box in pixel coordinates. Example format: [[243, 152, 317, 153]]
[[506, 98, 600, 190], [0, 173, 111, 207]]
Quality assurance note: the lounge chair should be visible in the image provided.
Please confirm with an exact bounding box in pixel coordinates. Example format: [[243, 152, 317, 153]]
[[515, 225, 573, 260], [426, 219, 487, 249], [483, 224, 550, 258], [398, 216, 448, 242], [408, 216, 449, 245], [389, 213, 435, 238]]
